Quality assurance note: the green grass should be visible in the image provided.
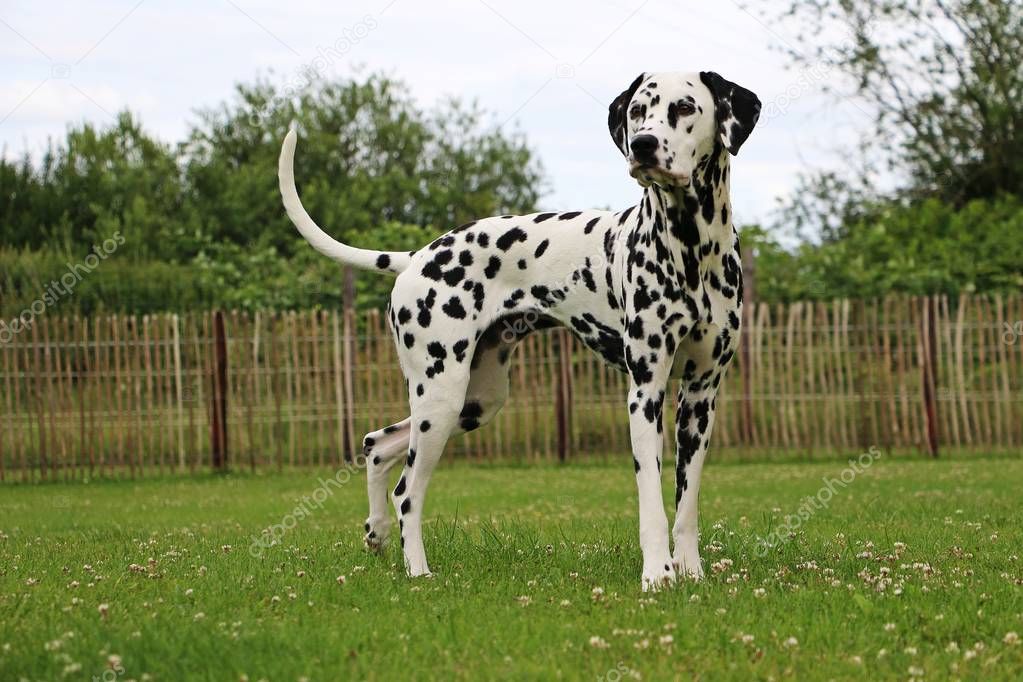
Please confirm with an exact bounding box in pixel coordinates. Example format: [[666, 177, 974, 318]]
[[1, 456, 1021, 681]]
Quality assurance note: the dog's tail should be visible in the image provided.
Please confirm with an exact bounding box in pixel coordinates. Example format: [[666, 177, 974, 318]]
[[278, 130, 411, 274]]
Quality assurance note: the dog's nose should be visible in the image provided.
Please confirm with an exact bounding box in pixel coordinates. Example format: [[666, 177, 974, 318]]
[[629, 134, 658, 161]]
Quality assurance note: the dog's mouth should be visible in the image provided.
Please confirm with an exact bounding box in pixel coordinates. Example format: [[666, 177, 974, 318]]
[[629, 162, 691, 187]]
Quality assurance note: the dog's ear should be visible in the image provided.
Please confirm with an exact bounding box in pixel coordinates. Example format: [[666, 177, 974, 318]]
[[608, 72, 647, 156], [699, 71, 761, 156]]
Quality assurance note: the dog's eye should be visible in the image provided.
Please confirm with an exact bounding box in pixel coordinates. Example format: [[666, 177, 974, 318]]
[[629, 104, 644, 119], [675, 100, 696, 116]]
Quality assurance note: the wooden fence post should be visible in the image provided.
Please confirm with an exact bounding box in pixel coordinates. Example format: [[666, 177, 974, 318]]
[[921, 296, 940, 457], [342, 267, 357, 462], [210, 311, 229, 470], [740, 243, 756, 446], [555, 331, 573, 462]]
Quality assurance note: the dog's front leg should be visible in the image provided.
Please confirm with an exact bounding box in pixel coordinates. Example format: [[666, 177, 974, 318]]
[[671, 383, 719, 580], [627, 365, 674, 592]]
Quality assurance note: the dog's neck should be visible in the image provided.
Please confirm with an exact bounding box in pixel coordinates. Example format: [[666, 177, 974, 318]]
[[641, 144, 733, 267]]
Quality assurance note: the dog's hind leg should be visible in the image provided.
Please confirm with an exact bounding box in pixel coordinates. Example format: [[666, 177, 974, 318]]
[[362, 335, 517, 558], [391, 391, 463, 577], [363, 418, 411, 552], [455, 338, 515, 434]]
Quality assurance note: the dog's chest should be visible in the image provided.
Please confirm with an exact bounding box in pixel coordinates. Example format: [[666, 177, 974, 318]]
[[670, 246, 743, 383]]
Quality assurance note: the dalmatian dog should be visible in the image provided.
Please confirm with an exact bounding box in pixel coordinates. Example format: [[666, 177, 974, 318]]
[[278, 71, 760, 590]]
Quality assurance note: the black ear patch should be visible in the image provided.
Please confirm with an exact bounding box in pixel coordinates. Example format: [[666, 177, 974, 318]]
[[608, 72, 647, 156], [699, 71, 761, 156]]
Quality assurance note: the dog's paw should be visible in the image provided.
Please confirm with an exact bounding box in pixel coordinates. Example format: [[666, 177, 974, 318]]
[[641, 561, 677, 592], [363, 520, 390, 553], [363, 531, 388, 553], [672, 555, 704, 581]]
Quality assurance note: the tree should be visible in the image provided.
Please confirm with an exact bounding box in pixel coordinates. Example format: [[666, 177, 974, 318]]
[[765, 0, 1023, 236], [179, 72, 544, 312], [1, 112, 184, 256], [0, 73, 546, 316], [181, 73, 544, 255]]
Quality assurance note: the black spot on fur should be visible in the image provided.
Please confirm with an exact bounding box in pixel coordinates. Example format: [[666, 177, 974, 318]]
[[484, 256, 502, 279], [442, 296, 467, 319], [459, 400, 484, 432], [496, 227, 527, 251], [427, 342, 446, 360], [452, 339, 469, 362], [443, 267, 465, 287]]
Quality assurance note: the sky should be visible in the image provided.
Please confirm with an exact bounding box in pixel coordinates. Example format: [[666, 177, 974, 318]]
[[0, 0, 872, 229]]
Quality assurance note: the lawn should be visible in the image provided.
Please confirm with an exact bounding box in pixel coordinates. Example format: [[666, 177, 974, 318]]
[[1, 455, 1021, 681]]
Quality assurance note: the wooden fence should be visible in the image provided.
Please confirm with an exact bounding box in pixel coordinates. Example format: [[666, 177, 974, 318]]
[[0, 294, 1021, 480]]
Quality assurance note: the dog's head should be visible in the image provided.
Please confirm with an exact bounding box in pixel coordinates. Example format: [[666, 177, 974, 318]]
[[608, 71, 761, 188]]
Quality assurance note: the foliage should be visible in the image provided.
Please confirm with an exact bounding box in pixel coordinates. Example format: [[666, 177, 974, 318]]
[[744, 194, 1023, 302], [0, 246, 218, 317], [0, 73, 542, 316], [746, 0, 1023, 302], [180, 74, 542, 256], [772, 0, 1022, 206]]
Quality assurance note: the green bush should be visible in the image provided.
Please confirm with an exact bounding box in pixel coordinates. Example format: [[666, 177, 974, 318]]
[[746, 195, 1023, 302]]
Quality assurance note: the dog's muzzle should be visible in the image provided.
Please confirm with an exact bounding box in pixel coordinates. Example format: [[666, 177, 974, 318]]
[[627, 135, 690, 186], [628, 161, 691, 188]]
